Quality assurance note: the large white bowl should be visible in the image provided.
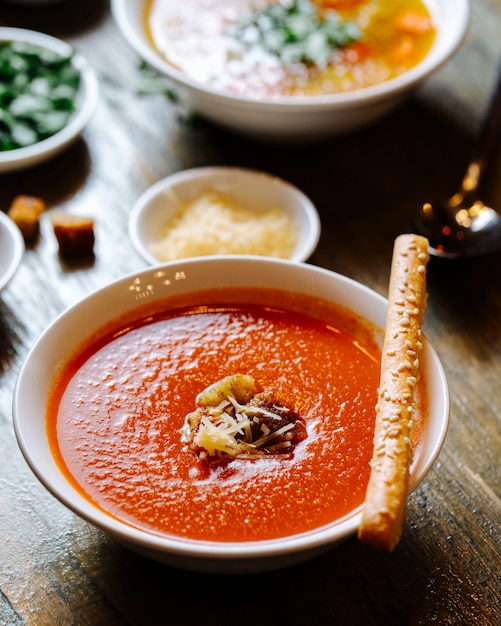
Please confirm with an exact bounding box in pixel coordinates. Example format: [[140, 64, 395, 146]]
[[112, 0, 469, 141], [13, 257, 449, 573], [129, 166, 321, 264], [0, 28, 99, 174]]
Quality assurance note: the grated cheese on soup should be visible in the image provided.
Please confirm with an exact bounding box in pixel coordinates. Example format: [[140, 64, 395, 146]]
[[149, 191, 298, 261], [182, 374, 307, 464]]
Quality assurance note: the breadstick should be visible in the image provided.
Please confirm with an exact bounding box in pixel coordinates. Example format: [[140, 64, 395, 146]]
[[358, 233, 430, 551]]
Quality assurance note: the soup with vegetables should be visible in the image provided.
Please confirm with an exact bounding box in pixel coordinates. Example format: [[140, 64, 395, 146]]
[[145, 0, 437, 99], [46, 287, 425, 543]]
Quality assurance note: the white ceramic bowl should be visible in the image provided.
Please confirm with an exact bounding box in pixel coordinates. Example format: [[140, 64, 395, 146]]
[[0, 28, 99, 174], [0, 211, 24, 292], [13, 256, 449, 574], [129, 166, 320, 264], [111, 0, 469, 141]]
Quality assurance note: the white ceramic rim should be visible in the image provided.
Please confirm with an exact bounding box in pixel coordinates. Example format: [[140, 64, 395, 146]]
[[13, 256, 449, 562], [0, 27, 99, 174], [129, 166, 321, 264], [111, 0, 470, 110], [0, 211, 24, 292]]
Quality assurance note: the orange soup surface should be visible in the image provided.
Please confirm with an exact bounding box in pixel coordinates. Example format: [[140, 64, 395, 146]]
[[46, 287, 417, 543], [145, 0, 437, 98]]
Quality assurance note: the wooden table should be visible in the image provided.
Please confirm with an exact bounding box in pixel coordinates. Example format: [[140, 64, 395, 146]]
[[1, 2, 500, 624]]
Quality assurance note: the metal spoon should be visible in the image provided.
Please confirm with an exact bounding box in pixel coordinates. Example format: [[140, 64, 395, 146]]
[[414, 66, 501, 258]]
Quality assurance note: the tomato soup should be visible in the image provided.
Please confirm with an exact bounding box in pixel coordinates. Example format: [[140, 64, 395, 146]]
[[145, 0, 437, 99], [46, 287, 421, 543]]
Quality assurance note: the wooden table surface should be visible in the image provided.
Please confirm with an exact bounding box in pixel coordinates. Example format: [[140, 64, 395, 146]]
[[1, 1, 500, 624]]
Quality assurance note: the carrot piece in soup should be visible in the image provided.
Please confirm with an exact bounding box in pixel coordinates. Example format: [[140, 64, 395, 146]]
[[394, 12, 433, 35], [390, 36, 417, 65], [336, 41, 373, 66]]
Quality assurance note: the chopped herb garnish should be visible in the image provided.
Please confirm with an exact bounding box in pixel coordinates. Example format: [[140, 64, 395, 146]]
[[136, 61, 177, 102], [233, 0, 361, 67], [0, 41, 81, 152]]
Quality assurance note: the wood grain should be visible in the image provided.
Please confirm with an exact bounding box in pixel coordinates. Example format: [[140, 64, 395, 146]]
[[0, 1, 500, 624]]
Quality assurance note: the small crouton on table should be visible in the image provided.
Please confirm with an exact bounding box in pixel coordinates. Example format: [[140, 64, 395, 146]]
[[7, 195, 46, 242], [50, 213, 95, 258]]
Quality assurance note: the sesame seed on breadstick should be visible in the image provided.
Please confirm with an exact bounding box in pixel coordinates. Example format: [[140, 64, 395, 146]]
[[358, 233, 430, 551]]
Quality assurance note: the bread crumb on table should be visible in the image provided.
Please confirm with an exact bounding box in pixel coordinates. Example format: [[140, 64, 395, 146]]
[[7, 195, 46, 242], [50, 213, 95, 258]]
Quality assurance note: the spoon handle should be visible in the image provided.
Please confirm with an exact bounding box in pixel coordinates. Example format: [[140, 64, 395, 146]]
[[460, 65, 501, 197]]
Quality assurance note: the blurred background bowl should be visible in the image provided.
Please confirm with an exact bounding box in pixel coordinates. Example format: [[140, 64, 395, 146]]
[[0, 27, 99, 173], [0, 211, 24, 293], [112, 0, 469, 141], [129, 166, 321, 265], [13, 256, 449, 574]]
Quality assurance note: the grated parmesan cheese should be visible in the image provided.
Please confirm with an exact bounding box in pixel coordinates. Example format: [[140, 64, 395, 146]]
[[149, 191, 298, 261], [182, 374, 307, 463]]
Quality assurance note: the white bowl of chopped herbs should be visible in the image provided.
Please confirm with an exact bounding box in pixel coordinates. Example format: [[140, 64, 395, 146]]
[[112, 0, 469, 141], [0, 28, 99, 173]]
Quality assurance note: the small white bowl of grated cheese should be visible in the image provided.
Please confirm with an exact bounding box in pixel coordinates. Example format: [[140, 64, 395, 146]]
[[128, 166, 321, 265]]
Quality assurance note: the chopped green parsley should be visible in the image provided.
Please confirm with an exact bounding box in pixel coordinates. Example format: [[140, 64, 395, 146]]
[[233, 0, 361, 67], [0, 41, 81, 152]]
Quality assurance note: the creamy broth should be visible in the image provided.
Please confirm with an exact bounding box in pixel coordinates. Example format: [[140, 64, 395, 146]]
[[146, 0, 437, 99]]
